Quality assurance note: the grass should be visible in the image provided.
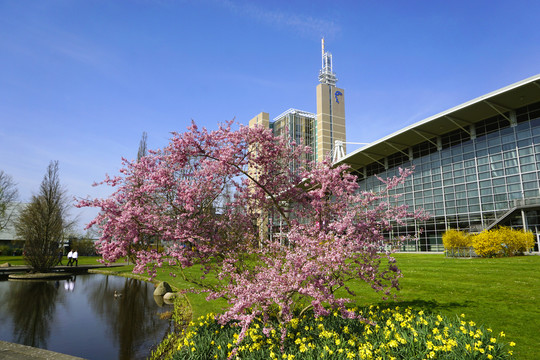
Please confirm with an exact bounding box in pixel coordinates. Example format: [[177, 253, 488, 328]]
[[2, 254, 538, 359], [165, 254, 539, 359], [154, 253, 539, 359], [0, 255, 106, 266], [0, 255, 26, 266], [340, 254, 539, 360]]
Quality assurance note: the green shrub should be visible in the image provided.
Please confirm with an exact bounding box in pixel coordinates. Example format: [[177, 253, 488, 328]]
[[69, 238, 97, 256], [150, 294, 193, 360], [0, 245, 11, 256], [0, 245, 23, 256]]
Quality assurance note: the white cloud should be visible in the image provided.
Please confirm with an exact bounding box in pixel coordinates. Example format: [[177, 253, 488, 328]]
[[212, 0, 340, 38]]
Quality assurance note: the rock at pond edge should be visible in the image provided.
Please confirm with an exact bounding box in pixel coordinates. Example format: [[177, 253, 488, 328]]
[[153, 295, 165, 307], [163, 292, 177, 304], [153, 281, 173, 296]]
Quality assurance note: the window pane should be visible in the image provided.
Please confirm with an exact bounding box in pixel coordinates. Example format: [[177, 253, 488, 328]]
[[520, 155, 535, 164], [521, 164, 536, 173], [480, 188, 492, 196], [507, 184, 521, 192], [478, 172, 490, 180], [506, 175, 520, 184], [505, 167, 519, 175]]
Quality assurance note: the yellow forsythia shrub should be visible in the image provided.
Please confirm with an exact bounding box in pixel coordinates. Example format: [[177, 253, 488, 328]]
[[472, 227, 535, 257], [496, 226, 535, 256], [442, 229, 472, 250], [471, 230, 501, 258]]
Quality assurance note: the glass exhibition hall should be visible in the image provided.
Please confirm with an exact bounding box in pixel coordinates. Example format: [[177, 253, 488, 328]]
[[338, 75, 540, 252]]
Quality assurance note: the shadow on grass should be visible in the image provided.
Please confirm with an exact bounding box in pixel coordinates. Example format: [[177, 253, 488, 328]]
[[370, 299, 476, 314]]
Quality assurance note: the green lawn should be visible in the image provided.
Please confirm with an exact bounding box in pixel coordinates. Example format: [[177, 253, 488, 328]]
[[342, 254, 540, 360], [0, 255, 107, 266], [2, 254, 538, 359], [0, 255, 26, 266], [154, 253, 539, 360]]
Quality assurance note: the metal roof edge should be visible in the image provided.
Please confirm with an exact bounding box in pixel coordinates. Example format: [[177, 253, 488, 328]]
[[341, 73, 540, 162], [272, 108, 316, 122]]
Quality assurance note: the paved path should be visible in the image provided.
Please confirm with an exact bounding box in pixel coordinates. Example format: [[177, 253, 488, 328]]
[[0, 341, 86, 360]]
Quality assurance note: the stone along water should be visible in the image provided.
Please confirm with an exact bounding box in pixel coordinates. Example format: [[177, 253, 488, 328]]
[[0, 274, 172, 360]]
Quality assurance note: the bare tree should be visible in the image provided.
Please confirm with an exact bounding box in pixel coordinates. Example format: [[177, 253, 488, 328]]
[[15, 161, 75, 272], [0, 170, 18, 232], [137, 131, 148, 161]]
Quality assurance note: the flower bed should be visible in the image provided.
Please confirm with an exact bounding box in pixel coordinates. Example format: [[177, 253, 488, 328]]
[[172, 306, 515, 359]]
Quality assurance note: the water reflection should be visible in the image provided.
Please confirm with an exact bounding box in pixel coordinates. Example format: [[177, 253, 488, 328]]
[[3, 280, 63, 348], [0, 275, 171, 360], [85, 277, 165, 360]]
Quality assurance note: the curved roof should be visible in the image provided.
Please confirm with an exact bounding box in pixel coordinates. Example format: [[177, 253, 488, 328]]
[[338, 74, 540, 170]]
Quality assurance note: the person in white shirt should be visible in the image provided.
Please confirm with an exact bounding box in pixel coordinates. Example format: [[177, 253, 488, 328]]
[[72, 249, 78, 267], [67, 250, 73, 266]]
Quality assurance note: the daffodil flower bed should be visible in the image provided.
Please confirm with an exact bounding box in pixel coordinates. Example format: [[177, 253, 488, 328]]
[[172, 306, 515, 360]]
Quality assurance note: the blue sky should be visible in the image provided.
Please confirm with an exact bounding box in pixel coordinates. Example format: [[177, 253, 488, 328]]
[[1, 0, 540, 232]]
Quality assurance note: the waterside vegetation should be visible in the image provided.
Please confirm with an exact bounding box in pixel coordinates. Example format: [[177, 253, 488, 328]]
[[1, 254, 536, 358], [153, 253, 538, 359]]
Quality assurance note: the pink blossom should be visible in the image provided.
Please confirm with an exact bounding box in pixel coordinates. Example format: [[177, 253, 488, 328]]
[[77, 120, 425, 351]]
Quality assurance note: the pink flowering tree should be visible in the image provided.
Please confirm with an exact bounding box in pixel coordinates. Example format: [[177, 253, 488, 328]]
[[78, 120, 425, 345]]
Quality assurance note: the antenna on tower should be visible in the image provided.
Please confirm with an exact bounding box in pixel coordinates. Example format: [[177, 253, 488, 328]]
[[318, 38, 337, 86]]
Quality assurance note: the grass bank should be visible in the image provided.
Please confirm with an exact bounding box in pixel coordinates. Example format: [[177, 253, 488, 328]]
[[162, 253, 539, 359], [136, 253, 540, 359], [2, 254, 538, 359]]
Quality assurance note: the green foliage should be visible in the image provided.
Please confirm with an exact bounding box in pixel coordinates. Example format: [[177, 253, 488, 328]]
[[472, 227, 535, 258], [15, 161, 74, 272], [442, 229, 472, 250], [0, 245, 10, 256], [149, 294, 194, 360], [173, 307, 516, 360], [150, 332, 181, 360], [173, 294, 193, 330], [0, 244, 22, 256], [68, 236, 97, 256]]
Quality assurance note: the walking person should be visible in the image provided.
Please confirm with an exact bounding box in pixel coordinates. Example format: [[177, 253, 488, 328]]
[[72, 249, 78, 267], [67, 249, 73, 266], [57, 248, 64, 265]]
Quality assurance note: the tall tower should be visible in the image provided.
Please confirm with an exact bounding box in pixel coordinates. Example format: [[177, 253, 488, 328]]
[[316, 38, 346, 162]]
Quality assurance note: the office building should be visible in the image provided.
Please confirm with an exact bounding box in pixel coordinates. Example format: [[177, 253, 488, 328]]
[[249, 39, 346, 163]]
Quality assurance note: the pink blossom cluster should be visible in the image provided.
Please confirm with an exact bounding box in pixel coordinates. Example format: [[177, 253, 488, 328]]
[[78, 120, 425, 348]]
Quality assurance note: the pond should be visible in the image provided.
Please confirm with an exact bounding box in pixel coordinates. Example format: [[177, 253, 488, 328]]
[[0, 274, 173, 360]]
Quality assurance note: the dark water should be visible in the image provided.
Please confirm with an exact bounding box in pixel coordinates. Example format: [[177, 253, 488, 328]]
[[0, 274, 172, 360]]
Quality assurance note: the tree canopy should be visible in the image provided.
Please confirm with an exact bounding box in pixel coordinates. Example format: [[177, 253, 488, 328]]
[[0, 170, 18, 232], [79, 121, 425, 346], [16, 161, 74, 272]]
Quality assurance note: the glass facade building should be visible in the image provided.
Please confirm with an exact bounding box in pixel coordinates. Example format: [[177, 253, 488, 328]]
[[249, 39, 345, 164], [339, 75, 540, 252], [271, 109, 317, 164]]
